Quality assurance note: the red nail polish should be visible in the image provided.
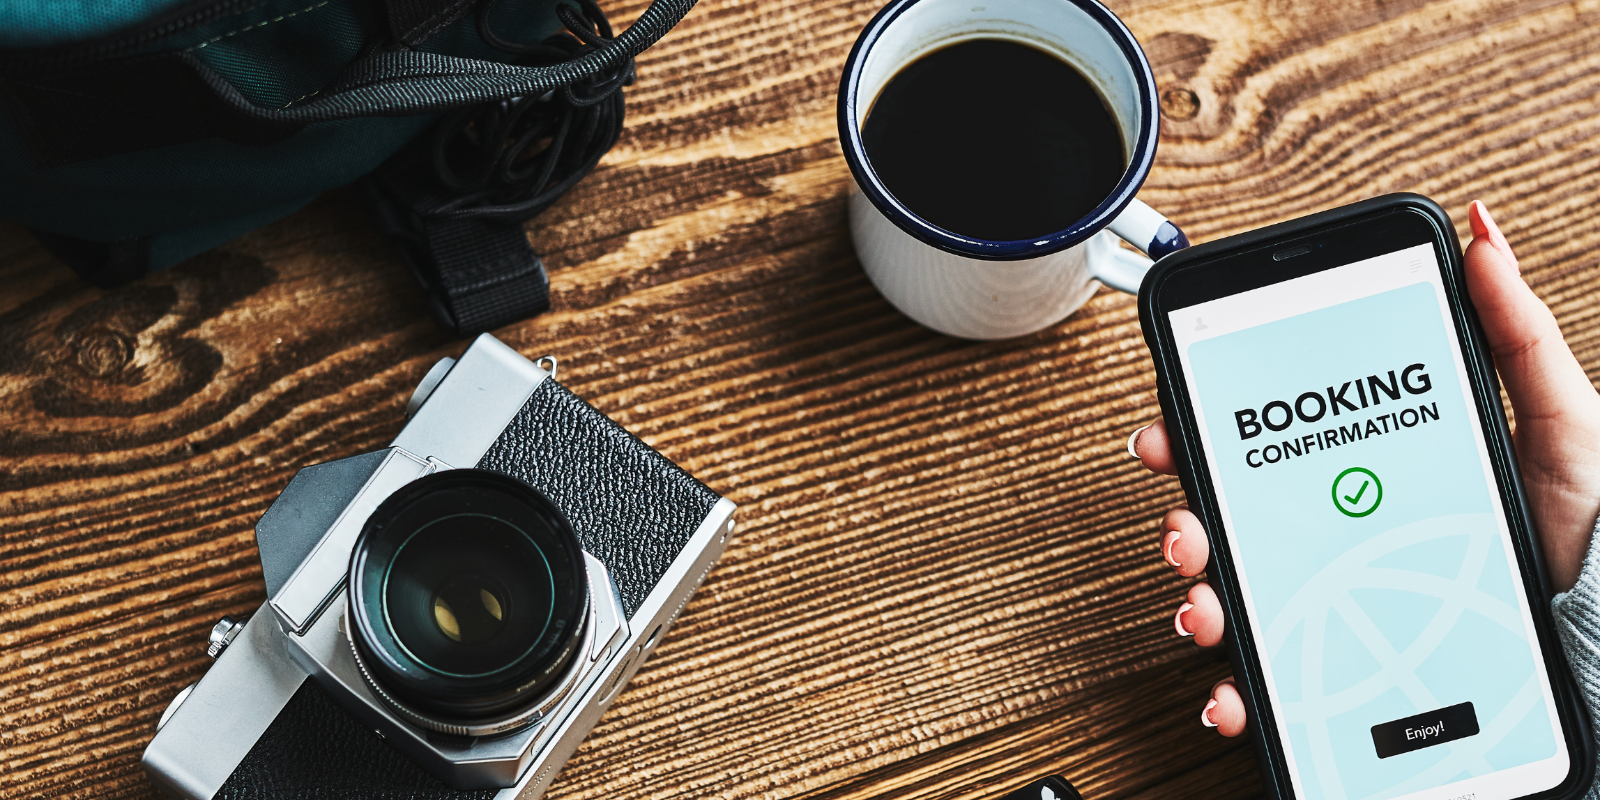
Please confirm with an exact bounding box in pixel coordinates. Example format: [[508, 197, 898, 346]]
[[1471, 201, 1520, 271], [1469, 201, 1490, 238]]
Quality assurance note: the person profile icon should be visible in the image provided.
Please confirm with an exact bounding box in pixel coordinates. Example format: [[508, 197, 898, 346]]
[[1194, 317, 1208, 331]]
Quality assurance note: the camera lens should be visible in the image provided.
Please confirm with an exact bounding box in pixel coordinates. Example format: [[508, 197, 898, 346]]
[[384, 520, 536, 676], [348, 470, 587, 722]]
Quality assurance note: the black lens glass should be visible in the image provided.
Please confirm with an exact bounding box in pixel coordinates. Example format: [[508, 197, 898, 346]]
[[384, 513, 554, 677], [348, 470, 587, 720]]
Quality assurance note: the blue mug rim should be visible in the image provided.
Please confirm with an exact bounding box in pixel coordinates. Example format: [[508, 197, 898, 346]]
[[836, 0, 1161, 262]]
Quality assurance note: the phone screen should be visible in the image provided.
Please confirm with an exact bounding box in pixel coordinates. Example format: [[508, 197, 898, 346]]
[[1168, 241, 1570, 800]]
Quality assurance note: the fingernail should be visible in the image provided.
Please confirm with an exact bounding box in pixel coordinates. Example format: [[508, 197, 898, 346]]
[[1175, 602, 1195, 637], [1201, 699, 1219, 728], [1469, 200, 1490, 238], [1162, 529, 1183, 568], [1127, 425, 1149, 460], [1470, 200, 1519, 271]]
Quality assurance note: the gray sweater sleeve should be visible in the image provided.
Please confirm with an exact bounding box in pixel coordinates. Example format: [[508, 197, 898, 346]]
[[1549, 514, 1600, 798]]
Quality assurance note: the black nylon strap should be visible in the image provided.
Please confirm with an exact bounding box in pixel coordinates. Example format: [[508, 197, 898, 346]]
[[366, 182, 550, 336], [419, 216, 550, 335]]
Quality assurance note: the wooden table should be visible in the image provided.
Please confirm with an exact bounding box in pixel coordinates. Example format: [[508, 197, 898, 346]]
[[5, 0, 1600, 797]]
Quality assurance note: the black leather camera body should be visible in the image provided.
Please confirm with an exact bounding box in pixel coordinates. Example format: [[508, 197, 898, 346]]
[[142, 334, 737, 800]]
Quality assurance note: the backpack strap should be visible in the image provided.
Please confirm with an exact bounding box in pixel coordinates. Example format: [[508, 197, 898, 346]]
[[420, 218, 550, 336], [367, 190, 552, 337]]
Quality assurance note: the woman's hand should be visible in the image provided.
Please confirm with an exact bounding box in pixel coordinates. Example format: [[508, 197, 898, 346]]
[[1128, 201, 1600, 735]]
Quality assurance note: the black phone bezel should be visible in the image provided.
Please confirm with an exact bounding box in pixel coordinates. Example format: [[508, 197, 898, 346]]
[[1138, 192, 1595, 800]]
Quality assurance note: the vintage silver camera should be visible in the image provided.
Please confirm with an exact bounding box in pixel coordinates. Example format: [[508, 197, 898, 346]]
[[142, 334, 736, 800]]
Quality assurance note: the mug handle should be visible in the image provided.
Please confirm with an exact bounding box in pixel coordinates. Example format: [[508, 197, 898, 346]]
[[1090, 198, 1189, 294]]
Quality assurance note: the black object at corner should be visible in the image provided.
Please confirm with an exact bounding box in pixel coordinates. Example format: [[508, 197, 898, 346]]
[[997, 776, 1082, 800]]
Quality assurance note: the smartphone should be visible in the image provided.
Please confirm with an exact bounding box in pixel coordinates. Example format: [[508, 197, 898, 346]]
[[1138, 194, 1594, 800]]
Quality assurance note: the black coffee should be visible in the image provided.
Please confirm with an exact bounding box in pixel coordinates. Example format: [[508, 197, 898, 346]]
[[860, 39, 1127, 242]]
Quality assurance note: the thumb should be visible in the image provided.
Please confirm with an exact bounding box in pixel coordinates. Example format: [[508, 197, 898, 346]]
[[1463, 201, 1598, 431]]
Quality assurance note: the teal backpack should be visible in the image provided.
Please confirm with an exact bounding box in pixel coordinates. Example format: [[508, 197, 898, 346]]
[[0, 0, 691, 333]]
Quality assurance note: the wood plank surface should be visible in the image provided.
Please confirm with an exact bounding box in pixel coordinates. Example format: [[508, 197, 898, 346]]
[[3, 0, 1600, 797]]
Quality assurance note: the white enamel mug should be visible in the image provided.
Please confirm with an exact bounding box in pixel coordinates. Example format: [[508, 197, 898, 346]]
[[838, 0, 1188, 340]]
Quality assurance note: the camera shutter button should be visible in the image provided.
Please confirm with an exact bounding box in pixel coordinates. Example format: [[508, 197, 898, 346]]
[[206, 615, 247, 659]]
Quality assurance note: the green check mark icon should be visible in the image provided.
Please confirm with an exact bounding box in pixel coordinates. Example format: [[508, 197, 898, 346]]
[[1344, 480, 1370, 505], [1332, 467, 1382, 518]]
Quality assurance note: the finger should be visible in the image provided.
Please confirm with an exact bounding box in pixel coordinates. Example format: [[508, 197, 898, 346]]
[[1175, 582, 1225, 647], [1465, 201, 1600, 589], [1465, 202, 1600, 434], [1201, 678, 1248, 736], [1159, 507, 1210, 577], [1130, 418, 1178, 475]]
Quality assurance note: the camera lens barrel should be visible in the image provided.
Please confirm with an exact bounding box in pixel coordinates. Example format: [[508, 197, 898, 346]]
[[347, 469, 589, 726]]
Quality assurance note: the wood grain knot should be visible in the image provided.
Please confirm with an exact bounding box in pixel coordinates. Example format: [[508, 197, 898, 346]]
[[0, 249, 273, 435], [71, 327, 134, 378], [1161, 87, 1201, 121]]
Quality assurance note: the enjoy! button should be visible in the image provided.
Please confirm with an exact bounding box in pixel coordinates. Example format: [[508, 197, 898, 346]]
[[1370, 702, 1480, 759]]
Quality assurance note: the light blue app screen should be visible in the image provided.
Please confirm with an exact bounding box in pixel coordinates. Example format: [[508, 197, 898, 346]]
[[1185, 281, 1557, 800]]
